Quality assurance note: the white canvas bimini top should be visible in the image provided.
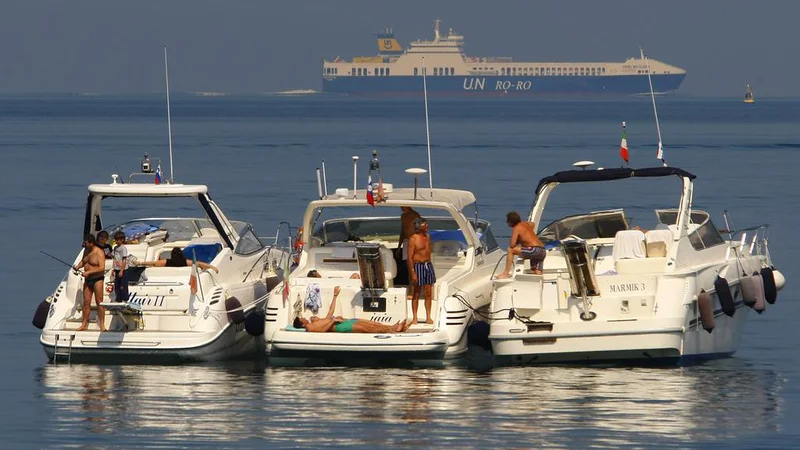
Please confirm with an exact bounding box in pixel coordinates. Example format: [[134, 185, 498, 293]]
[[318, 188, 476, 212], [88, 183, 209, 197]]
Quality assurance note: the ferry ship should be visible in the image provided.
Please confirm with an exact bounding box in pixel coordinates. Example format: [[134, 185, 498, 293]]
[[322, 20, 686, 97]]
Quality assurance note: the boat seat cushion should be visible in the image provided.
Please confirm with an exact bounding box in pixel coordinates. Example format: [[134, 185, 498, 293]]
[[612, 230, 646, 260], [645, 229, 672, 257]]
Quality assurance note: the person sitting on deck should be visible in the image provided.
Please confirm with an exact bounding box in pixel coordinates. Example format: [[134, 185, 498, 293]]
[[137, 247, 219, 272], [496, 211, 546, 278], [293, 286, 410, 333]]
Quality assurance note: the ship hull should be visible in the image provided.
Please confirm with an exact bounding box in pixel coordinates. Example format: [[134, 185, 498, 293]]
[[323, 73, 686, 97]]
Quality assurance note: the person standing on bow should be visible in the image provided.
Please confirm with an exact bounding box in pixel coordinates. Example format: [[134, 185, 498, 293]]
[[408, 217, 436, 324]]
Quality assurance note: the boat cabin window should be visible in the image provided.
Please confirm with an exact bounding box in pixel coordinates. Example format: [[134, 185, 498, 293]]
[[234, 224, 265, 255], [313, 216, 464, 246], [538, 210, 628, 242]]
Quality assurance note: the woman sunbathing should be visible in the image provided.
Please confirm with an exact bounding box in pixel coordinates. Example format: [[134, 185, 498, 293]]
[[293, 286, 409, 333]]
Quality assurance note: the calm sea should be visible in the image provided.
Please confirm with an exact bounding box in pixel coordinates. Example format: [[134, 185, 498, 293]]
[[0, 95, 798, 448]]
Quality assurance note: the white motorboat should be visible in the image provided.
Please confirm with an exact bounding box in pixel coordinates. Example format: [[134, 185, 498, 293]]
[[35, 175, 288, 363], [264, 171, 504, 365], [487, 165, 786, 364]]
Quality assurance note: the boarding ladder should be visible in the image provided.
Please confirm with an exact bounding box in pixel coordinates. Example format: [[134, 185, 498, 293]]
[[52, 333, 75, 364]]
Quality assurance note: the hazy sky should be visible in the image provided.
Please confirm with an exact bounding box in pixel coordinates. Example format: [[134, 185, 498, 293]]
[[2, 1, 798, 96]]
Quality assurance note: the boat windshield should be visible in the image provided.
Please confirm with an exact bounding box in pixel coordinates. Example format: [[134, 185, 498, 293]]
[[308, 205, 490, 249], [105, 219, 249, 244]]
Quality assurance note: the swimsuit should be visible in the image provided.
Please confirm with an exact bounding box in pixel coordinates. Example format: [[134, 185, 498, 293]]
[[413, 261, 436, 286], [334, 319, 358, 333], [84, 274, 104, 288], [520, 246, 547, 271]]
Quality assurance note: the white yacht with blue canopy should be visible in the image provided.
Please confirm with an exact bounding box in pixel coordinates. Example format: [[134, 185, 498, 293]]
[[486, 165, 786, 364]]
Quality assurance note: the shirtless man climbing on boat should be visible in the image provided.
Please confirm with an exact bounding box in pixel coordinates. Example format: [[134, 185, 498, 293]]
[[496, 211, 546, 279], [73, 234, 107, 331]]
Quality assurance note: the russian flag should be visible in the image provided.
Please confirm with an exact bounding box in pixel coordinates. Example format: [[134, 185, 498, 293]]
[[155, 165, 163, 185], [366, 174, 375, 207]]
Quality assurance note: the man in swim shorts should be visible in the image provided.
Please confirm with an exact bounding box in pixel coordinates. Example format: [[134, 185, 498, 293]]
[[293, 286, 409, 333], [408, 217, 436, 324], [496, 211, 546, 278], [73, 234, 107, 331]]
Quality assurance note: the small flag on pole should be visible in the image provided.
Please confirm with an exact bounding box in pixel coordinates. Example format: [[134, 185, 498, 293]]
[[656, 140, 664, 162], [620, 122, 629, 166], [366, 174, 375, 207], [155, 164, 163, 185]]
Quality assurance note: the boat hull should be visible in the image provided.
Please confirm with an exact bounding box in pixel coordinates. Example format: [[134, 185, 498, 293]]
[[41, 315, 265, 364], [266, 330, 450, 366], [322, 73, 686, 97], [490, 302, 750, 366]]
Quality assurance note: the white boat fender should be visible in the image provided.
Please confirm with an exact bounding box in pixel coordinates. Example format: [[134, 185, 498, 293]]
[[760, 267, 778, 304], [32, 298, 51, 330], [697, 290, 715, 333], [244, 309, 266, 336], [715, 276, 735, 317], [225, 297, 246, 324], [467, 321, 491, 350]]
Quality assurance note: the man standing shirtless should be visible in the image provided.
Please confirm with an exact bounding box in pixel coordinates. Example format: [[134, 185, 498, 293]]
[[496, 211, 546, 279], [73, 234, 107, 331], [407, 217, 436, 324]]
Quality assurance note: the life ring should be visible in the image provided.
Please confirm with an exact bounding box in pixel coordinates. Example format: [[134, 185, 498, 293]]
[[105, 282, 114, 294], [697, 290, 714, 333], [715, 276, 735, 317]]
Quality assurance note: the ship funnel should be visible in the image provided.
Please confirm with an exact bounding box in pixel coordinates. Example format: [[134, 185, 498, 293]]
[[376, 29, 403, 55]]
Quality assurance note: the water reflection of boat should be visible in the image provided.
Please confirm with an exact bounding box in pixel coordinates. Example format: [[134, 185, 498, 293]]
[[35, 361, 783, 446]]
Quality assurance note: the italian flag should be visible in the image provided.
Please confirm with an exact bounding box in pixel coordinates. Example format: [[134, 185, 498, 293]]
[[620, 123, 629, 165]]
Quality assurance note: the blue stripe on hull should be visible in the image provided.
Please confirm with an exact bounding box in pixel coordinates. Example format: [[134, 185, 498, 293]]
[[322, 74, 686, 97]]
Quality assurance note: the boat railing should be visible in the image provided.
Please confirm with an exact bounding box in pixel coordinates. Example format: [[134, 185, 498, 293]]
[[722, 224, 771, 263]]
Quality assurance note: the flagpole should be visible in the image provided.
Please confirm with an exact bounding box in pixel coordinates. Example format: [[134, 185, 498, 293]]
[[164, 46, 175, 183], [642, 47, 666, 166], [422, 57, 434, 198]]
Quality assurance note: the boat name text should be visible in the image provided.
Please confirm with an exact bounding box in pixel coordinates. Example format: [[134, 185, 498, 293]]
[[463, 77, 532, 92], [127, 292, 165, 307], [608, 282, 647, 293]]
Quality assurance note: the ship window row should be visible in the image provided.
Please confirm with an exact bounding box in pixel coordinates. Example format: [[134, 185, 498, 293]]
[[324, 67, 339, 75], [349, 67, 391, 76], [412, 67, 455, 76], [499, 67, 607, 76]]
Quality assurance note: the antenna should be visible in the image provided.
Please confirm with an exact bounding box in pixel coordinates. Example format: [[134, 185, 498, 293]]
[[422, 57, 434, 198], [321, 160, 329, 197], [642, 47, 666, 166], [352, 156, 359, 199], [164, 46, 175, 182]]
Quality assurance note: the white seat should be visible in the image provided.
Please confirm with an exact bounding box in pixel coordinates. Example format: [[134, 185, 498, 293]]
[[612, 230, 646, 261], [645, 229, 673, 257]]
